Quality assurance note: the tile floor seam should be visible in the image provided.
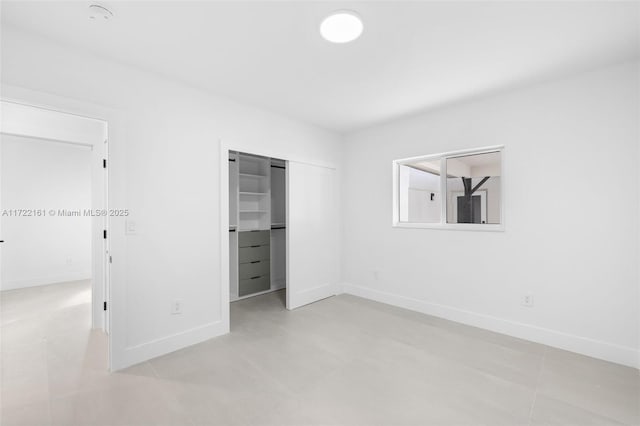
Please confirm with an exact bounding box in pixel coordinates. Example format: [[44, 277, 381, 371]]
[[527, 346, 547, 426]]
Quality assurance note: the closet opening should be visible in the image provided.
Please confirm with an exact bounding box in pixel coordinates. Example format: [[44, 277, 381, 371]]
[[228, 151, 287, 306]]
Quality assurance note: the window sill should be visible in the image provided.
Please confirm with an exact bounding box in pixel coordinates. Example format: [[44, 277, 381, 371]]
[[392, 221, 505, 232]]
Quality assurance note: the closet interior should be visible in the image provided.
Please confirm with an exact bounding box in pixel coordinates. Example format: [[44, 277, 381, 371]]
[[228, 151, 286, 301]]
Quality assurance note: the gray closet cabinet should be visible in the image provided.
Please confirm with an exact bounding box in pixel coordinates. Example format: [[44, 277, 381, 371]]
[[238, 230, 271, 296]]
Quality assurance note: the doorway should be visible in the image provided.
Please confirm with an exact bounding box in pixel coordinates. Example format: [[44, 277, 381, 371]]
[[228, 151, 287, 305], [451, 190, 487, 224], [0, 101, 109, 363]]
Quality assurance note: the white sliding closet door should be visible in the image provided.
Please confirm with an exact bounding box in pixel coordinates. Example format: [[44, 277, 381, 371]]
[[287, 161, 339, 310]]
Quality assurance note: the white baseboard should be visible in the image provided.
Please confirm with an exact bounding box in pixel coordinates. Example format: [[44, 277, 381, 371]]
[[2, 271, 92, 291], [112, 320, 228, 371], [289, 282, 340, 310], [341, 283, 639, 369]]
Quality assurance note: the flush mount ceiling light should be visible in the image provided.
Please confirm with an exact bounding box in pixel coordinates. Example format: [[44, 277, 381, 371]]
[[320, 10, 363, 43], [88, 4, 113, 21]]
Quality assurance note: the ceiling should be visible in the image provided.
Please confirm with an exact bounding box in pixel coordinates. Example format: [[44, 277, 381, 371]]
[[452, 151, 501, 168], [2, 1, 639, 133], [411, 151, 501, 177]]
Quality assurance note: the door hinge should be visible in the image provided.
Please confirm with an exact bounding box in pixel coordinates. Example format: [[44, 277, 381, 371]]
[[109, 255, 112, 264], [103, 159, 107, 168], [103, 301, 107, 311], [103, 230, 107, 239]]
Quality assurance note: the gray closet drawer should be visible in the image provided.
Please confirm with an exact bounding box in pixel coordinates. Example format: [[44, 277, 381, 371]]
[[239, 245, 270, 263], [239, 276, 270, 297], [238, 231, 270, 248], [239, 260, 270, 280]]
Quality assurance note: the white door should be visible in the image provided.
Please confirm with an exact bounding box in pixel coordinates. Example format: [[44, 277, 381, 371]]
[[451, 190, 487, 224], [103, 138, 110, 334], [287, 161, 339, 310]]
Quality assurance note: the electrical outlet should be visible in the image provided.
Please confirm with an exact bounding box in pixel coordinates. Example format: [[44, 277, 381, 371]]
[[66, 257, 73, 265], [521, 294, 534, 307], [171, 300, 183, 315], [373, 270, 380, 280]]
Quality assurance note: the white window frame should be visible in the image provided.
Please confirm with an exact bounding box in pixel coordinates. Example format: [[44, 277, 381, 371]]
[[392, 145, 505, 232]]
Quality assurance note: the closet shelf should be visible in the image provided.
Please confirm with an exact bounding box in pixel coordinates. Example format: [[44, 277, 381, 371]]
[[239, 210, 268, 213], [239, 173, 267, 179], [239, 192, 268, 196]]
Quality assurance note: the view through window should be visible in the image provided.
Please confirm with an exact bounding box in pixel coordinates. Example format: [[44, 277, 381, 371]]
[[395, 148, 503, 229]]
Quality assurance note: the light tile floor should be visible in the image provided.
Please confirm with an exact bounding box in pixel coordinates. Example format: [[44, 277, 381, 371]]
[[1, 280, 638, 425]]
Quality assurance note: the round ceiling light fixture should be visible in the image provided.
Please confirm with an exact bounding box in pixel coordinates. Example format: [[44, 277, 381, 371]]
[[88, 4, 114, 21], [320, 10, 363, 43]]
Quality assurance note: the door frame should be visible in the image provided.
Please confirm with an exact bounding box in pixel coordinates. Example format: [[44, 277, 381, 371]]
[[1, 84, 126, 371], [219, 139, 339, 331], [0, 99, 108, 329], [219, 140, 291, 334], [451, 189, 487, 224]]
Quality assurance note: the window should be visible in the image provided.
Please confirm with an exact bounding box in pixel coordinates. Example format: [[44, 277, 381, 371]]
[[393, 146, 503, 230]]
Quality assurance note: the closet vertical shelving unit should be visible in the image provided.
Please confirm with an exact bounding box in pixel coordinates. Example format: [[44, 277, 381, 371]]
[[238, 154, 271, 231], [229, 151, 286, 301]]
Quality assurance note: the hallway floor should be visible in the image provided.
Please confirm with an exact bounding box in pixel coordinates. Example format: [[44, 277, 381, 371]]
[[1, 282, 638, 425]]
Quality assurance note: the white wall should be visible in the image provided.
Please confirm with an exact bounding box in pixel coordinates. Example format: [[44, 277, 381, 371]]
[[1, 135, 92, 290], [1, 27, 342, 369], [399, 166, 441, 223], [342, 61, 640, 367]]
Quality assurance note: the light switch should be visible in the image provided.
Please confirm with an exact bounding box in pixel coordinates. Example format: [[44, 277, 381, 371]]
[[126, 220, 137, 235]]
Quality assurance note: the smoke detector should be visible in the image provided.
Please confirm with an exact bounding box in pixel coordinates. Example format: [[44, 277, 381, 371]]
[[88, 4, 113, 21]]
